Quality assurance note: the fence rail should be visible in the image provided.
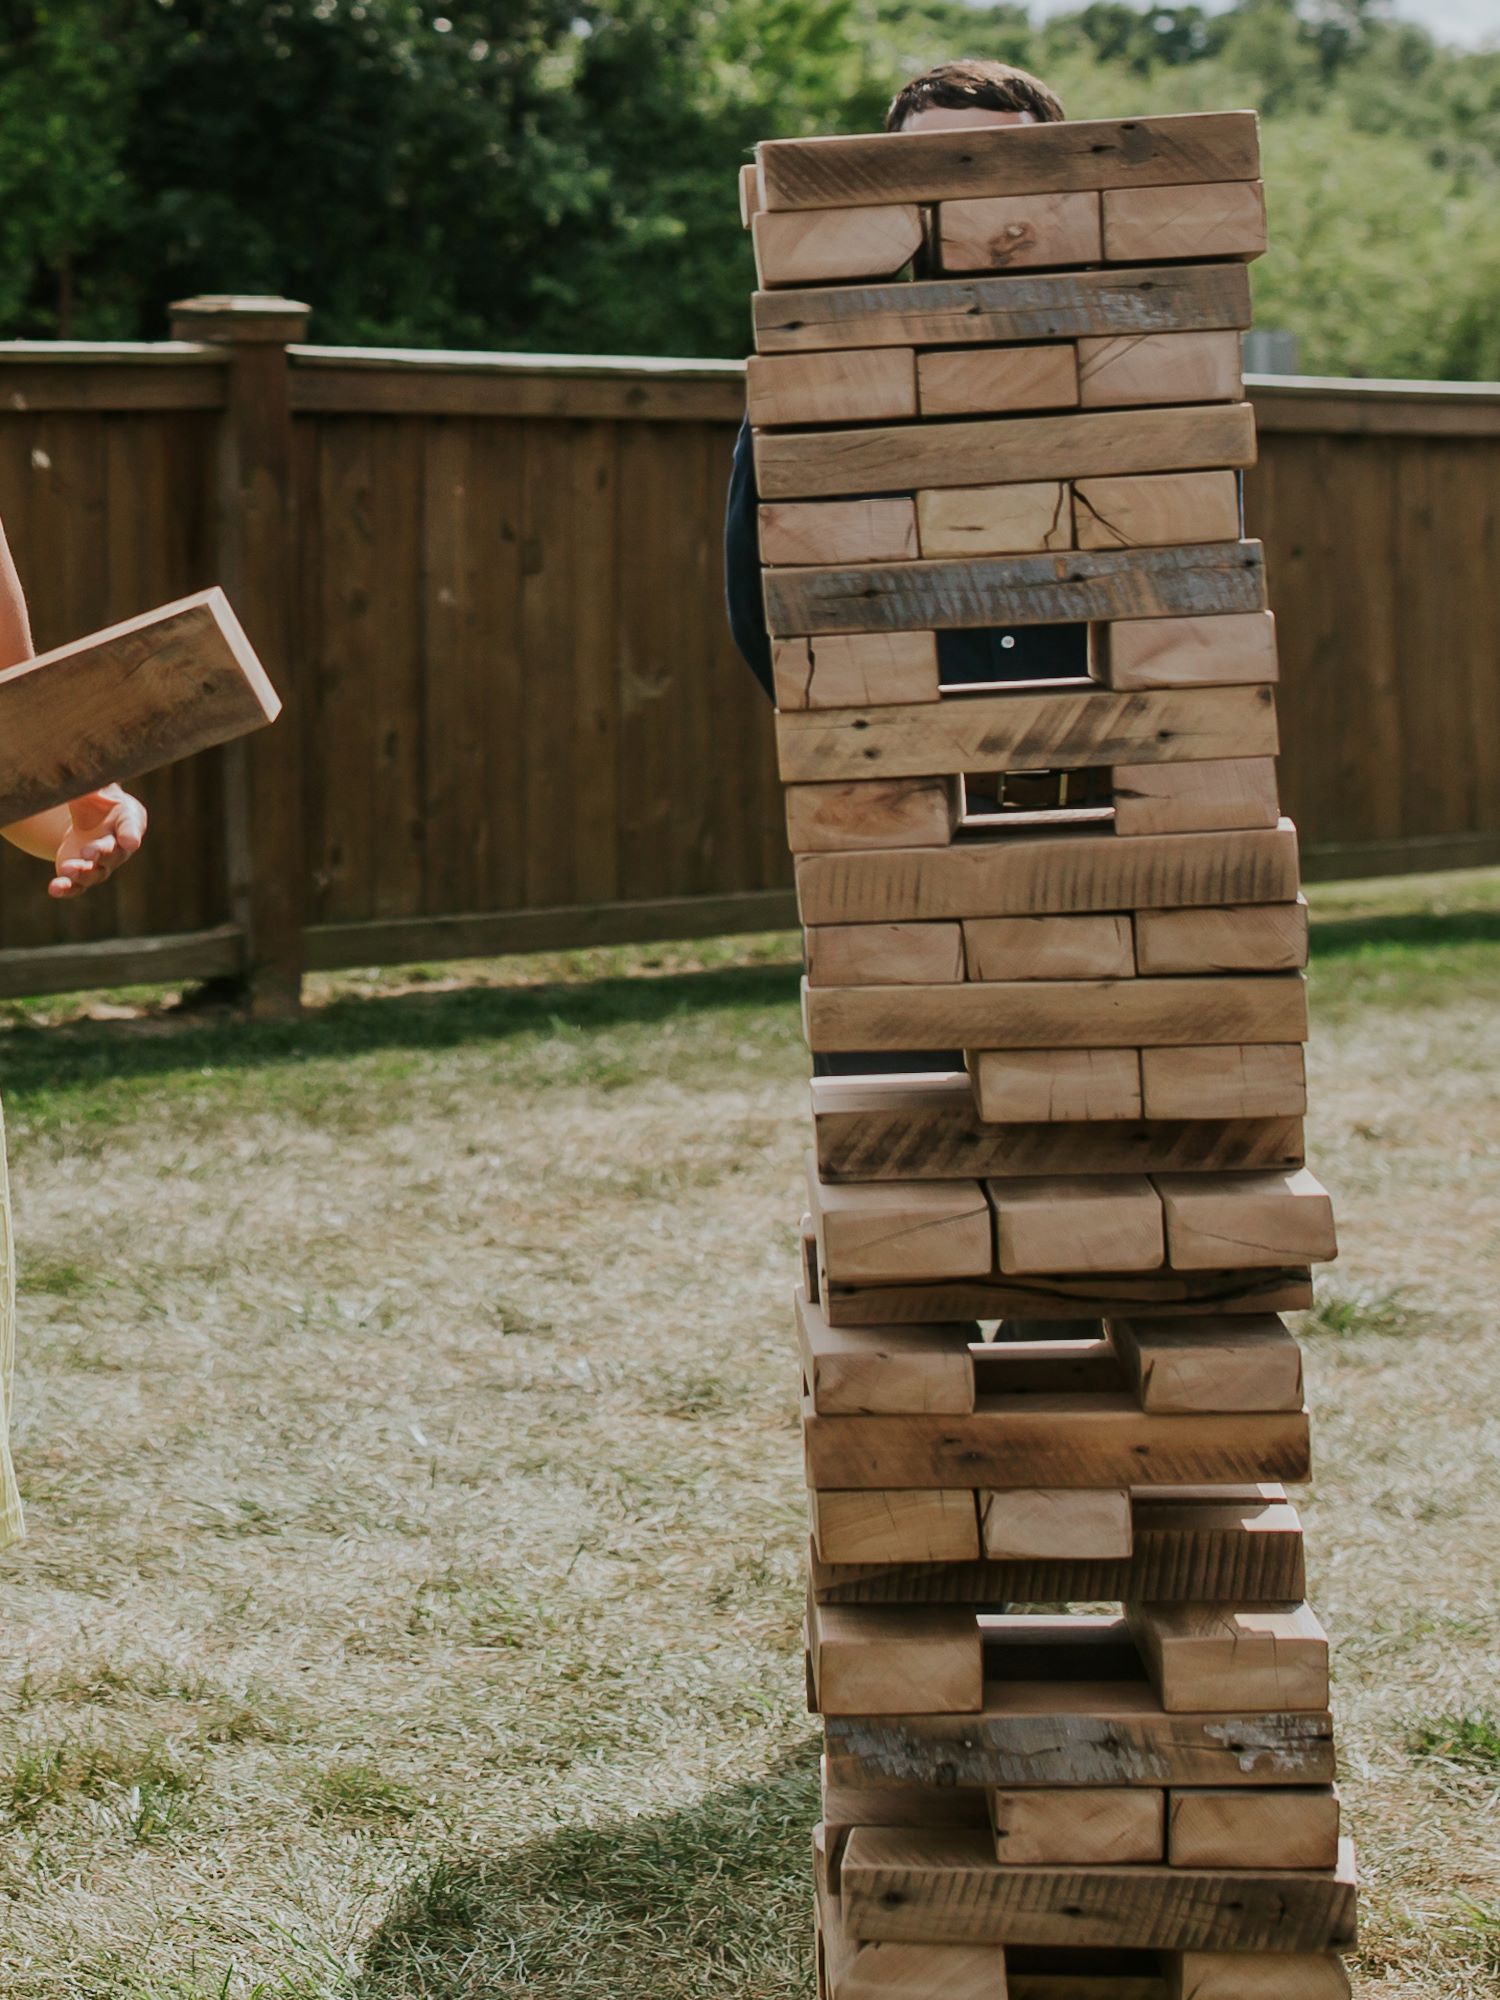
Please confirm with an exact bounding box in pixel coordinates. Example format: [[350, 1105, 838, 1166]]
[[0, 304, 1496, 1008]]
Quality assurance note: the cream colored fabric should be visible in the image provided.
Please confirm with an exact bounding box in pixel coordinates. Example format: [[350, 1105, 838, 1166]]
[[0, 1104, 24, 1549]]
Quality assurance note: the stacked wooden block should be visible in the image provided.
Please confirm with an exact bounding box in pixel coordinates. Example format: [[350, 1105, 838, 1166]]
[[742, 112, 1357, 1998]]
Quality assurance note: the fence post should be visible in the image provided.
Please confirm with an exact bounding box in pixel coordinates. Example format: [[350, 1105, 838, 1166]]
[[169, 294, 309, 1018]]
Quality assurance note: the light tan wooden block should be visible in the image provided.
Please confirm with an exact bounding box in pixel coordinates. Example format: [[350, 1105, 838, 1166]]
[[1155, 1168, 1336, 1270], [916, 483, 1071, 557], [1077, 329, 1244, 407], [807, 922, 965, 987], [0, 587, 281, 825], [917, 345, 1079, 417], [1129, 1601, 1330, 1713], [748, 349, 918, 429], [822, 1896, 1007, 2000], [808, 1597, 983, 1715], [738, 160, 760, 228], [1168, 1786, 1340, 1869], [980, 1486, 1133, 1559], [971, 1049, 1142, 1124], [753, 203, 923, 288], [964, 915, 1135, 982], [1100, 610, 1278, 690], [989, 1787, 1163, 1866], [1134, 899, 1308, 975], [1167, 1950, 1352, 1999], [813, 1488, 982, 1564], [786, 776, 962, 854], [1074, 471, 1239, 551], [772, 632, 940, 711], [797, 1287, 976, 1415], [760, 498, 918, 567], [811, 1159, 993, 1285], [1114, 758, 1279, 836], [1141, 1044, 1306, 1120], [989, 1176, 1164, 1274], [1109, 1314, 1305, 1413], [939, 191, 1102, 273], [1104, 180, 1268, 264]]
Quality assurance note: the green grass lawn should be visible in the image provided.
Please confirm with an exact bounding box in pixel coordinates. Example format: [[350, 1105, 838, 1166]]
[[0, 870, 1496, 1999]]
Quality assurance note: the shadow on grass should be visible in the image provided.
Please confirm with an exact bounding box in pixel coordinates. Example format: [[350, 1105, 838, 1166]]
[[1310, 907, 1500, 958], [0, 960, 803, 1102], [352, 1758, 818, 2000]]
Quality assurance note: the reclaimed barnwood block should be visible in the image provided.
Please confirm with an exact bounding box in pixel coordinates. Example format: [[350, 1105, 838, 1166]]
[[754, 405, 1256, 503], [1099, 609, 1278, 689], [917, 344, 1079, 417], [773, 631, 940, 710], [1134, 899, 1307, 974], [1109, 1314, 1305, 1413], [938, 190, 1103, 273], [753, 263, 1253, 354], [1103, 180, 1268, 264], [777, 683, 1277, 784], [822, 1268, 1313, 1327], [753, 112, 1261, 212], [1078, 329, 1244, 407], [0, 587, 280, 824], [1139, 1043, 1306, 1120], [1128, 1602, 1330, 1714]]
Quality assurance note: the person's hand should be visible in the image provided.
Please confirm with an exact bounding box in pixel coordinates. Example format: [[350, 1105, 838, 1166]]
[[50, 785, 148, 899]]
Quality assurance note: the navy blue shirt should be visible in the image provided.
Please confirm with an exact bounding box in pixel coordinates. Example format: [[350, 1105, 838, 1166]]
[[724, 415, 1089, 698]]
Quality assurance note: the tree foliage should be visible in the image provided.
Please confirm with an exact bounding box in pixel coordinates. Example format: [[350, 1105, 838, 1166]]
[[0, 0, 1496, 375]]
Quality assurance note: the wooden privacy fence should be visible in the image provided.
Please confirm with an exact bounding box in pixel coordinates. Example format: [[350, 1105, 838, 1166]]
[[0, 297, 1496, 1009]]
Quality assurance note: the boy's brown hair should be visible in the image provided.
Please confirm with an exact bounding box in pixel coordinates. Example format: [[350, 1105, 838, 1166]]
[[886, 60, 1065, 132]]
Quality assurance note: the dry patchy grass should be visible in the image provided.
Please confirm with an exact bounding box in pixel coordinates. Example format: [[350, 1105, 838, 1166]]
[[0, 872, 1496, 1997]]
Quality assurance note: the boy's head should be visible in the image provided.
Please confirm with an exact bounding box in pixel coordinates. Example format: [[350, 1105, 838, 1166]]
[[886, 60, 1065, 134]]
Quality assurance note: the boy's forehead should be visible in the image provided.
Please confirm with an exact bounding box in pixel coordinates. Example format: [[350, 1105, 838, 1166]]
[[895, 106, 1038, 133]]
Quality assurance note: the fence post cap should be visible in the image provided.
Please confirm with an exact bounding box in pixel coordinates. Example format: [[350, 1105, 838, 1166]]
[[168, 295, 311, 344]]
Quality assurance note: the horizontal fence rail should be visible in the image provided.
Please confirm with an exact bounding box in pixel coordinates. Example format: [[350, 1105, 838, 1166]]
[[0, 310, 1496, 1006]]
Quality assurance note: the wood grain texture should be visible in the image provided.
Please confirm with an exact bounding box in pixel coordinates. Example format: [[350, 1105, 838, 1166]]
[[1155, 1168, 1337, 1269], [917, 345, 1079, 417], [806, 921, 966, 987], [965, 915, 1136, 982], [773, 631, 941, 711], [786, 775, 962, 853], [795, 820, 1301, 925], [754, 113, 1261, 212], [803, 1398, 1310, 1490], [939, 191, 1102, 273], [1074, 472, 1240, 551], [838, 1826, 1356, 1952], [988, 1787, 1163, 1865], [752, 202, 923, 287], [1134, 900, 1307, 974], [755, 405, 1257, 504], [991, 1174, 1164, 1273], [777, 682, 1277, 784], [1109, 1314, 1305, 1413], [1129, 1602, 1330, 1715], [797, 1287, 977, 1415], [760, 497, 917, 566], [1140, 1044, 1307, 1120], [823, 1268, 1313, 1327], [916, 483, 1072, 558], [1167, 1786, 1340, 1869], [818, 1883, 1008, 2000], [1167, 1949, 1351, 1999], [1101, 610, 1278, 689], [810, 1159, 994, 1284], [804, 973, 1308, 1053], [1113, 757, 1280, 836], [1077, 330, 1244, 407], [747, 348, 917, 428], [980, 1487, 1134, 1561], [812, 1488, 982, 1564], [1103, 180, 1268, 265], [809, 1597, 984, 1716], [971, 1048, 1144, 1124], [753, 263, 1253, 355]]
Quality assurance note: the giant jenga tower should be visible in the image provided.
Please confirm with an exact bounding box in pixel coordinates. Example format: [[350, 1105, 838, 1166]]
[[740, 111, 1358, 1998]]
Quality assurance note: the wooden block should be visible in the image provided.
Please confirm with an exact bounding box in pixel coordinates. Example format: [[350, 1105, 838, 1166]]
[[965, 916, 1135, 982], [972, 1050, 1143, 1124], [838, 1827, 1356, 1952], [778, 684, 1277, 785], [818, 1883, 1007, 1999], [758, 264, 1251, 361], [753, 203, 923, 287], [939, 192, 1102, 273], [981, 1488, 1134, 1560], [1100, 611, 1278, 690], [918, 345, 1079, 418], [989, 1788, 1163, 1866], [1155, 1168, 1336, 1270], [917, 484, 1071, 558], [1104, 181, 1268, 265], [748, 349, 918, 429], [755, 113, 1261, 212], [773, 632, 940, 711], [760, 498, 918, 566], [809, 1159, 993, 1284], [1129, 1602, 1330, 1714], [808, 1597, 983, 1715], [754, 404, 1257, 504], [1077, 330, 1243, 408], [1140, 1045, 1306, 1121], [1073, 472, 1239, 551], [1113, 758, 1279, 836], [823, 1760, 989, 1832], [990, 1176, 1164, 1274], [805, 1400, 1310, 1493], [0, 587, 280, 824], [824, 1270, 1314, 1330], [738, 160, 760, 228], [1109, 1315, 1305, 1414], [814, 1489, 982, 1564], [804, 974, 1308, 1053], [797, 1287, 977, 1415], [786, 776, 962, 854], [808, 923, 965, 987], [1167, 1949, 1352, 1999], [1135, 900, 1307, 975], [1168, 1786, 1340, 1869]]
